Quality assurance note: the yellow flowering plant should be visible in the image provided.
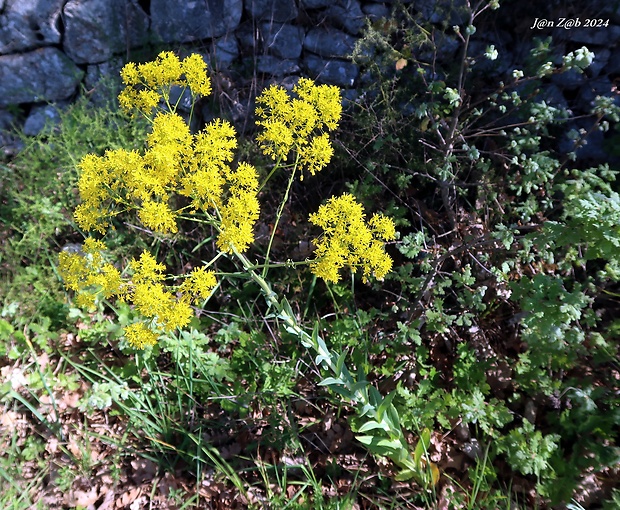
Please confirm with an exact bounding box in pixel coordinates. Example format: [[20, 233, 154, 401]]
[[58, 52, 433, 484]]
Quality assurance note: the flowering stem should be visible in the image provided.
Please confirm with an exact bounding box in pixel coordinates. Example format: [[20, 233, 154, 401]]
[[261, 155, 299, 279], [229, 246, 424, 481], [259, 156, 284, 192]]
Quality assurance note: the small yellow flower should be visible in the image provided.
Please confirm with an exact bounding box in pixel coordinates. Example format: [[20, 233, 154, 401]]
[[74, 203, 108, 234], [124, 322, 159, 350], [181, 53, 212, 97], [216, 162, 260, 253], [118, 87, 160, 116], [160, 297, 193, 331], [180, 266, 217, 304], [194, 119, 238, 167], [118, 52, 212, 116], [139, 51, 183, 89], [58, 238, 125, 308], [255, 78, 341, 178], [120, 62, 140, 86], [147, 112, 192, 148], [128, 252, 193, 332], [180, 167, 225, 209], [294, 77, 342, 130], [78, 154, 108, 199], [256, 120, 294, 160], [131, 251, 166, 284], [298, 133, 334, 178], [309, 194, 395, 283], [138, 199, 178, 234]]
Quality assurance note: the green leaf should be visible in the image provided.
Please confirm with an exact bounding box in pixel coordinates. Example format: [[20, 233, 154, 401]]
[[377, 391, 397, 422], [335, 350, 347, 376], [414, 428, 432, 465], [315, 354, 331, 367], [358, 420, 390, 433], [318, 377, 344, 387], [395, 468, 417, 481], [369, 386, 383, 407]]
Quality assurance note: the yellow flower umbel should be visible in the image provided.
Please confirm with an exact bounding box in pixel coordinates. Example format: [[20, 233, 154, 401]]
[[216, 162, 261, 253], [255, 78, 342, 179], [118, 51, 212, 117], [58, 238, 126, 309], [123, 251, 217, 349], [124, 322, 159, 350], [309, 194, 396, 283], [180, 266, 218, 304]]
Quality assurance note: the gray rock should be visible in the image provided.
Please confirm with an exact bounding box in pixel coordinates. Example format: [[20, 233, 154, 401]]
[[363, 3, 391, 21], [0, 48, 84, 106], [598, 4, 620, 25], [299, 0, 332, 9], [423, 31, 460, 61], [209, 36, 240, 69], [84, 58, 125, 91], [257, 56, 301, 76], [63, 0, 149, 64], [462, 438, 483, 460], [168, 86, 194, 113], [23, 103, 65, 136], [524, 399, 537, 425], [414, 0, 470, 26], [234, 22, 258, 54], [537, 83, 568, 111], [577, 129, 611, 163], [303, 55, 358, 87], [551, 68, 587, 90], [261, 23, 305, 59], [246, 0, 298, 22], [554, 25, 620, 47], [560, 119, 610, 163], [579, 77, 618, 109], [607, 46, 620, 76], [0, 108, 16, 131], [0, 0, 65, 53], [84, 58, 125, 106], [304, 28, 357, 58], [589, 47, 611, 78], [151, 0, 243, 43], [0, 108, 22, 157], [466, 40, 511, 77], [326, 0, 366, 35]]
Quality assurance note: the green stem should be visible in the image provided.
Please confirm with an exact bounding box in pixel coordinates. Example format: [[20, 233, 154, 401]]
[[230, 246, 420, 479], [261, 156, 299, 279], [259, 156, 284, 192]]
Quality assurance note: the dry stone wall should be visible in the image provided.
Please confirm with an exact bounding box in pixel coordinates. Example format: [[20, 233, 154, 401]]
[[0, 0, 389, 142], [0, 0, 619, 164]]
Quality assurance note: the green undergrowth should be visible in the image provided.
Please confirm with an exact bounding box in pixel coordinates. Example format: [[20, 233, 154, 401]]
[[1, 1, 620, 509]]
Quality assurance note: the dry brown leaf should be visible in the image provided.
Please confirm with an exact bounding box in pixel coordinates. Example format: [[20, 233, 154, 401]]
[[395, 58, 408, 71], [68, 486, 98, 508], [117, 487, 142, 508]]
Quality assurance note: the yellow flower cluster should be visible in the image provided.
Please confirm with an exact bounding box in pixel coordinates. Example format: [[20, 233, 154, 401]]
[[63, 52, 395, 351], [119, 51, 212, 116], [59, 243, 217, 349], [216, 162, 261, 253], [74, 111, 260, 252], [255, 78, 342, 179], [123, 322, 159, 350], [309, 194, 396, 284], [58, 238, 125, 309]]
